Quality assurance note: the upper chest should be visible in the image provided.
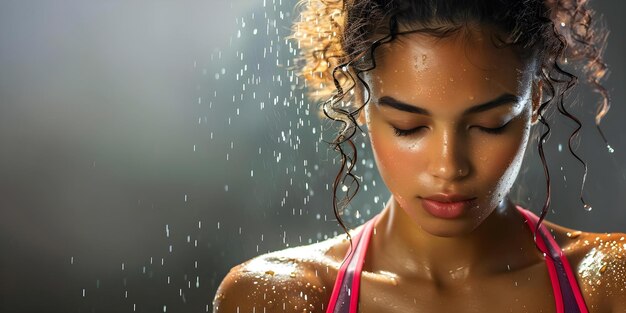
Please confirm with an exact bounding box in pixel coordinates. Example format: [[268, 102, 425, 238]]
[[315, 253, 612, 313], [312, 227, 616, 312], [356, 263, 559, 313]]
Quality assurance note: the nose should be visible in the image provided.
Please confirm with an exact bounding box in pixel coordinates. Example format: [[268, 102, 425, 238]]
[[427, 128, 470, 181]]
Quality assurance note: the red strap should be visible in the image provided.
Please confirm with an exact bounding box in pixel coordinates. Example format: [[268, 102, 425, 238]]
[[349, 215, 379, 313], [517, 207, 565, 313], [534, 217, 589, 313], [325, 221, 367, 313]]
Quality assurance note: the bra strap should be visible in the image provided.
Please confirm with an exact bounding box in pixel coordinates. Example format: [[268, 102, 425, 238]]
[[517, 207, 588, 313], [326, 215, 379, 313]]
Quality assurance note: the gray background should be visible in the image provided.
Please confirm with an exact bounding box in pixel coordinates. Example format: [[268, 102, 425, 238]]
[[0, 1, 624, 312]]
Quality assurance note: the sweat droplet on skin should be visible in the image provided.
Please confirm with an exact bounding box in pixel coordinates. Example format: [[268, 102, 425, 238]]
[[567, 231, 582, 238], [413, 54, 428, 72]]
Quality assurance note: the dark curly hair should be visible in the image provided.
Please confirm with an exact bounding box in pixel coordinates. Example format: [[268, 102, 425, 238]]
[[290, 0, 610, 236]]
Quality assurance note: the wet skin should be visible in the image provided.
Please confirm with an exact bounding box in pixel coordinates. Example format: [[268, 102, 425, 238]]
[[214, 27, 626, 312]]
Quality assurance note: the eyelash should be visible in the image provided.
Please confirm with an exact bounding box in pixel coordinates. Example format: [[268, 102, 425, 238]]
[[392, 126, 426, 137], [475, 121, 511, 134], [392, 122, 511, 137]]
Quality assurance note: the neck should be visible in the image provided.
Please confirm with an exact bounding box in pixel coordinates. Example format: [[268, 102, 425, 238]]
[[369, 196, 542, 285]]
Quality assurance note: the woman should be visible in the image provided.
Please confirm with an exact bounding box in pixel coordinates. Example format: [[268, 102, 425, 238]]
[[214, 0, 625, 312]]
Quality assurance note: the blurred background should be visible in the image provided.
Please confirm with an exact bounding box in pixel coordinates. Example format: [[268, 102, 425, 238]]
[[0, 0, 624, 312]]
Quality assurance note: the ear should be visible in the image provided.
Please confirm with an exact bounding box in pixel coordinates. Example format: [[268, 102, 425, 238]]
[[531, 79, 543, 125]]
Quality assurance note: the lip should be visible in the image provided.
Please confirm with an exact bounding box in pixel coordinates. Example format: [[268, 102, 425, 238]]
[[422, 193, 475, 202], [420, 194, 477, 219]]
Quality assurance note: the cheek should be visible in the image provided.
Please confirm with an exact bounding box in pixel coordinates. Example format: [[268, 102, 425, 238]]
[[368, 122, 425, 197], [474, 124, 530, 198]]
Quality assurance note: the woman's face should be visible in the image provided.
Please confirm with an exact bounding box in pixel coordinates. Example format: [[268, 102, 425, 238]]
[[362, 28, 538, 237]]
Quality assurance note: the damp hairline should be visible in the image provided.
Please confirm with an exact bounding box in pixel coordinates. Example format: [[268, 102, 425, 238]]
[[374, 19, 537, 62]]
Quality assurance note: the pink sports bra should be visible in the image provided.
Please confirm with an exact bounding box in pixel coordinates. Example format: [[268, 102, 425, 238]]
[[326, 206, 589, 313]]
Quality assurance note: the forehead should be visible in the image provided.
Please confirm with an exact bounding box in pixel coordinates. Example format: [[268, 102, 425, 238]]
[[365, 29, 532, 108]]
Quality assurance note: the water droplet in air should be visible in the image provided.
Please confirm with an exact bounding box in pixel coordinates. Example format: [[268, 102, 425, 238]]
[[607, 145, 615, 153]]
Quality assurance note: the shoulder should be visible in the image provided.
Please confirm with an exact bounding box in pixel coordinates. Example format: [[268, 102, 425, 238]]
[[570, 232, 626, 312], [212, 233, 354, 313], [545, 221, 626, 312]]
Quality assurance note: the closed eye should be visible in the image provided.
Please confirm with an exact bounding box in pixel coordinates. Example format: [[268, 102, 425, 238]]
[[393, 121, 512, 137], [392, 126, 427, 137], [474, 121, 511, 134]]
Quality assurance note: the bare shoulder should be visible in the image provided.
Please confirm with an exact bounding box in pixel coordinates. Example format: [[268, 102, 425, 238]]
[[212, 232, 354, 313], [544, 220, 626, 312]]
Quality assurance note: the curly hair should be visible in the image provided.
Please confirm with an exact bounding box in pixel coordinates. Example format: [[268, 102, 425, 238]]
[[289, 0, 610, 236]]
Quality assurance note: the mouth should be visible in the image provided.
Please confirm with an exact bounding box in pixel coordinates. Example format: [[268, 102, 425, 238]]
[[419, 194, 477, 219]]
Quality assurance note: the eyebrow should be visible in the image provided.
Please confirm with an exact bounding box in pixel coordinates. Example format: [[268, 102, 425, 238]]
[[376, 93, 520, 116]]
